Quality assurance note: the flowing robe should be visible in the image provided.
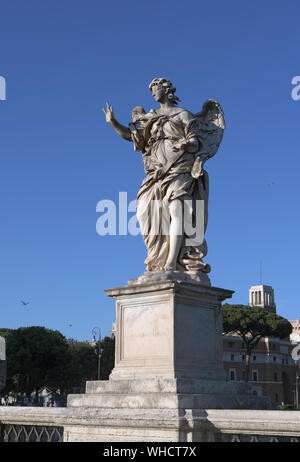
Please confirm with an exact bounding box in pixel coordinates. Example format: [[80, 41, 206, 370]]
[[129, 108, 210, 273]]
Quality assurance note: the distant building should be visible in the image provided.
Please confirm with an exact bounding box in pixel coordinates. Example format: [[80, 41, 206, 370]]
[[249, 284, 276, 313], [223, 334, 296, 406], [223, 284, 298, 407], [289, 319, 300, 344]]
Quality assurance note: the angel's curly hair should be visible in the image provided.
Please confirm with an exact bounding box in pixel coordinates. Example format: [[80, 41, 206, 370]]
[[149, 78, 181, 105]]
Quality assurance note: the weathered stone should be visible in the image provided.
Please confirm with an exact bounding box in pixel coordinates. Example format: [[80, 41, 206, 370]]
[[105, 280, 230, 381], [3, 407, 300, 442], [65, 279, 270, 441]]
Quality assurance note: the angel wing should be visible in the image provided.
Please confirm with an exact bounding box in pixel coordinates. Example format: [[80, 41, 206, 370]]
[[189, 99, 226, 161]]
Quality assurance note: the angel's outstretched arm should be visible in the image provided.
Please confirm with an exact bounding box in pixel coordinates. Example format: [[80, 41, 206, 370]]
[[102, 102, 132, 142]]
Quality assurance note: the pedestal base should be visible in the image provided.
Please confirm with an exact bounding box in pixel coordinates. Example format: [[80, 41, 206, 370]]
[[66, 377, 270, 441], [66, 278, 270, 441], [105, 280, 231, 381], [68, 377, 269, 411]]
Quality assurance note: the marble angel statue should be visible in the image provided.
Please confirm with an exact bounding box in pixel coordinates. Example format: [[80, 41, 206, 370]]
[[103, 78, 225, 284]]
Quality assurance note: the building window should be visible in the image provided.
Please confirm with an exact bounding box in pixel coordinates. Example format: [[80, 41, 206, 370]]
[[275, 393, 279, 403], [228, 342, 234, 348], [252, 370, 259, 382], [273, 356, 277, 362], [230, 354, 234, 361], [253, 355, 256, 361], [229, 369, 236, 381], [274, 372, 278, 382]]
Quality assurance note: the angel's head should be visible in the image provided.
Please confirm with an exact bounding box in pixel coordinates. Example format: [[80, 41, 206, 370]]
[[149, 78, 181, 105]]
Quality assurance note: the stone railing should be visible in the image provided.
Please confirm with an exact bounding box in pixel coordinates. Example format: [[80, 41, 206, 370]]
[[0, 407, 65, 442], [1, 407, 300, 442], [204, 409, 300, 442]]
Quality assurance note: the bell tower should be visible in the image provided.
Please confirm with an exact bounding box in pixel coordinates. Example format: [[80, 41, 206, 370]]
[[249, 284, 276, 313]]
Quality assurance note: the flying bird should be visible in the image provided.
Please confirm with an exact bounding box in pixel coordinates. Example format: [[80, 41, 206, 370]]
[[21, 301, 29, 306]]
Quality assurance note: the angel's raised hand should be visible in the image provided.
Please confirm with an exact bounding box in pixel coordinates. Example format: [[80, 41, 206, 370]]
[[102, 102, 114, 124]]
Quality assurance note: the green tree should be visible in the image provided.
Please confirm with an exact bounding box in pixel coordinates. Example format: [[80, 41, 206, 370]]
[[0, 328, 14, 338], [0, 327, 116, 397], [222, 304, 293, 382], [65, 336, 115, 390], [2, 326, 71, 399], [66, 339, 98, 390], [99, 336, 115, 380]]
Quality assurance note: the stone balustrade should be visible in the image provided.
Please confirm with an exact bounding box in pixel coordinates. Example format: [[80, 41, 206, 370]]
[[1, 407, 300, 442]]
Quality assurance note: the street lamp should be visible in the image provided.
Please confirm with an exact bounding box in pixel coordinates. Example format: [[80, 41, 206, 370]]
[[91, 327, 103, 380]]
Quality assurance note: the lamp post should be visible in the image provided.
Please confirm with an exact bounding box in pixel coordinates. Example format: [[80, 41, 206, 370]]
[[92, 327, 102, 380]]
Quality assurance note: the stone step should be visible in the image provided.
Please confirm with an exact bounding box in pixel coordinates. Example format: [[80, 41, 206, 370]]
[[85, 378, 250, 395], [67, 391, 256, 410]]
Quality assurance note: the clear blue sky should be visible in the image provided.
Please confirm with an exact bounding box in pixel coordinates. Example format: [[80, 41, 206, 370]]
[[0, 0, 299, 341]]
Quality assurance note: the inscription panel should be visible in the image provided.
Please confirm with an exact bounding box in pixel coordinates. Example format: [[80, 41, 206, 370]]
[[122, 301, 171, 360]]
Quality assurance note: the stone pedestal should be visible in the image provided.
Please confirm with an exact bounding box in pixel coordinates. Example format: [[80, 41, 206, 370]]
[[66, 278, 270, 441], [107, 279, 229, 382]]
